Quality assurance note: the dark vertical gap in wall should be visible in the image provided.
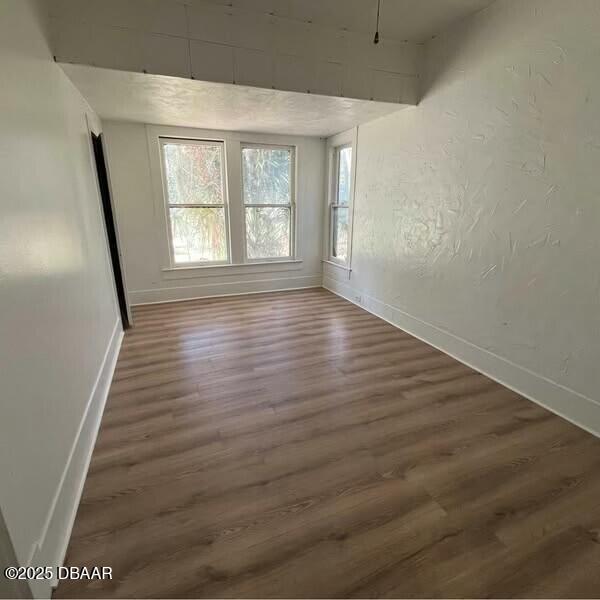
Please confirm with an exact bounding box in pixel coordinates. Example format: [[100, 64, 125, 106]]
[[91, 133, 131, 329]]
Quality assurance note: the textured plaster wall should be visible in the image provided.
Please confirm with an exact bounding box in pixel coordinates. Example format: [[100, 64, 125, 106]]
[[340, 0, 600, 403], [47, 0, 421, 104]]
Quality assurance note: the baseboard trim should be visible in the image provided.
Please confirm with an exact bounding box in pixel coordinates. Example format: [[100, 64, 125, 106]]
[[28, 319, 123, 598], [323, 276, 600, 439], [129, 275, 323, 305]]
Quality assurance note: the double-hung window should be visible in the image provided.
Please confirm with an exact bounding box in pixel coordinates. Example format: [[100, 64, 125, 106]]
[[330, 145, 352, 263], [158, 135, 296, 268], [161, 138, 229, 265], [242, 144, 294, 261]]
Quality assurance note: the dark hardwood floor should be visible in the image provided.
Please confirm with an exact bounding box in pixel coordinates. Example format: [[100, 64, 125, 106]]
[[55, 288, 600, 598]]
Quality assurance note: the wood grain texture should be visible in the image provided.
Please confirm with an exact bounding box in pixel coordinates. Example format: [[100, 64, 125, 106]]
[[55, 288, 600, 599]]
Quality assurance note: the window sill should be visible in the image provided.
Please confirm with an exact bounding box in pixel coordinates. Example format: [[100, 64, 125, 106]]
[[162, 259, 303, 280], [322, 259, 352, 272]]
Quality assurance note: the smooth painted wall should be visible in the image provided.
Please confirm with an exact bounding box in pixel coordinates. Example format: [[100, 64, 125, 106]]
[[102, 121, 325, 304], [326, 0, 600, 413], [0, 0, 120, 569], [47, 0, 420, 104]]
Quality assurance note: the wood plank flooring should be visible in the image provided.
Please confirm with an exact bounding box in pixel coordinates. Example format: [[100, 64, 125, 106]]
[[55, 288, 600, 598]]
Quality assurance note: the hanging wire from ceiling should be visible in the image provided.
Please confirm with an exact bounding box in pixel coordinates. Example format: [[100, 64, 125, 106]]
[[373, 0, 381, 44]]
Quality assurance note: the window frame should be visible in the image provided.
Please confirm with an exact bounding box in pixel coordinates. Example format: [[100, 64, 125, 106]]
[[328, 143, 353, 266], [147, 125, 304, 276], [240, 142, 297, 263], [159, 136, 232, 268]]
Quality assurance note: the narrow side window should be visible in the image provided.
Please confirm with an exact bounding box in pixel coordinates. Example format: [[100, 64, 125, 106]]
[[330, 145, 352, 263]]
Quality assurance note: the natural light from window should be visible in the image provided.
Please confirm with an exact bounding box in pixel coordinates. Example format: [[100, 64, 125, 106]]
[[161, 139, 228, 265], [331, 145, 351, 263], [242, 145, 294, 260]]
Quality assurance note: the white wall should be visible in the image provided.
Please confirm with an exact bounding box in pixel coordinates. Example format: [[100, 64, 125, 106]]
[[47, 0, 421, 104], [325, 0, 600, 434], [103, 121, 325, 304], [0, 0, 121, 591]]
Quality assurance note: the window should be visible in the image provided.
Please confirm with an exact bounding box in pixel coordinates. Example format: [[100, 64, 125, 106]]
[[161, 138, 229, 265], [242, 144, 294, 261], [330, 145, 352, 263], [155, 132, 298, 270]]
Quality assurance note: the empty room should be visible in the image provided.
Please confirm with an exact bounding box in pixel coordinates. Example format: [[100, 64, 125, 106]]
[[2, 0, 600, 598]]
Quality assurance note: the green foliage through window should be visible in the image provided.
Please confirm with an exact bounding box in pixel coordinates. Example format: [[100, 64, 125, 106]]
[[242, 145, 293, 259], [245, 207, 291, 260], [337, 146, 352, 206], [162, 140, 228, 264], [163, 143, 223, 205], [170, 207, 227, 264], [242, 147, 291, 205], [331, 145, 352, 263]]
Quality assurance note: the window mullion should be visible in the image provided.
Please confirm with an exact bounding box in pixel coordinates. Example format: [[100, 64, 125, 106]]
[[169, 203, 225, 209], [225, 139, 245, 265], [245, 203, 292, 208]]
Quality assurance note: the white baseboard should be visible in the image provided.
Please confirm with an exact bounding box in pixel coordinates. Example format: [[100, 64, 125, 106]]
[[129, 274, 322, 305], [28, 320, 123, 598], [323, 276, 600, 439]]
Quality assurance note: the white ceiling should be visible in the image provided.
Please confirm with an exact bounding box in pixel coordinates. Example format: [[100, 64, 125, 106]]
[[190, 0, 496, 42], [61, 64, 409, 137]]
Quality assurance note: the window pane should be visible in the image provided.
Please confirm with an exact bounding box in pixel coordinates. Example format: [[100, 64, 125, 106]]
[[337, 146, 352, 206], [245, 207, 290, 259], [170, 207, 227, 264], [332, 207, 349, 262], [242, 147, 291, 205], [163, 142, 224, 205]]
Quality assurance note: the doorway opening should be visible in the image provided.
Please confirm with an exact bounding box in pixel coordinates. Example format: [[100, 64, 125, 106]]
[[91, 132, 131, 329]]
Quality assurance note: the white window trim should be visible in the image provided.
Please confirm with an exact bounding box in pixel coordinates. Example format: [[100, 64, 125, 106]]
[[321, 259, 352, 271], [161, 259, 304, 280], [241, 142, 297, 263], [328, 143, 352, 266], [146, 125, 301, 275], [324, 127, 358, 270], [159, 137, 232, 268]]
